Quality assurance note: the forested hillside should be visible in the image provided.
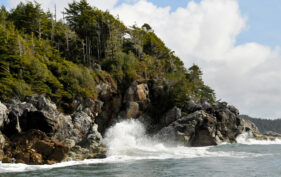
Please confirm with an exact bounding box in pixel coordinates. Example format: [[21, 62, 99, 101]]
[[240, 115, 281, 134], [0, 0, 215, 114]]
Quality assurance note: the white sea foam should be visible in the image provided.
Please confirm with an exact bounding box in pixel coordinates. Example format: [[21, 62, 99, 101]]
[[103, 119, 259, 160], [0, 120, 267, 173], [236, 132, 281, 145]]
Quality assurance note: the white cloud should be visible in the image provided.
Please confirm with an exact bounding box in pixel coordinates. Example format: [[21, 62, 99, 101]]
[[8, 0, 281, 118]]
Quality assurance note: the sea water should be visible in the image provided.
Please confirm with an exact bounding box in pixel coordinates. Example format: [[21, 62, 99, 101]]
[[1, 120, 281, 177]]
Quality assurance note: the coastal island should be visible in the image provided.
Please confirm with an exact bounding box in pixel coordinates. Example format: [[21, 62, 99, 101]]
[[0, 0, 275, 165]]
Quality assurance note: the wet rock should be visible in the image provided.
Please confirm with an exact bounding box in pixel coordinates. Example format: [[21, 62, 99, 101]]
[[156, 100, 253, 146], [48, 142, 69, 162], [125, 102, 139, 118], [82, 124, 103, 147], [3, 130, 69, 164], [68, 145, 106, 161], [95, 95, 122, 135], [182, 99, 202, 114], [0, 96, 105, 164], [162, 106, 181, 126], [0, 133, 5, 161], [30, 152, 43, 164], [238, 118, 260, 135], [228, 105, 239, 116], [35, 140, 55, 157], [15, 152, 30, 164], [2, 157, 12, 163], [72, 112, 92, 135]]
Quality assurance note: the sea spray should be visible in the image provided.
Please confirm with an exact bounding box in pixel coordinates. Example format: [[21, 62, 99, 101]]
[[0, 120, 267, 173], [103, 119, 170, 158], [236, 132, 281, 145], [102, 119, 259, 160]]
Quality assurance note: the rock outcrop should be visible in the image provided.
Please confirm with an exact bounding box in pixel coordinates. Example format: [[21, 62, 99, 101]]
[[0, 96, 106, 164], [155, 100, 257, 146], [0, 83, 267, 164], [121, 81, 150, 119]]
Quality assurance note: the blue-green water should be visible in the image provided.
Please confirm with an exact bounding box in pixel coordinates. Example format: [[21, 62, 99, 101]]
[[1, 120, 281, 177]]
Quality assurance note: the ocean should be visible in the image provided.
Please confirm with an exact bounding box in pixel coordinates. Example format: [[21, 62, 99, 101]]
[[1, 120, 281, 177]]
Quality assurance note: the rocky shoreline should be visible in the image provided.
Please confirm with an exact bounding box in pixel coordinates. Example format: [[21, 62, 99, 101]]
[[0, 82, 277, 165]]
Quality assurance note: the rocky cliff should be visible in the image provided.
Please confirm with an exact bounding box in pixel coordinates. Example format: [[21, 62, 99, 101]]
[[0, 82, 263, 164]]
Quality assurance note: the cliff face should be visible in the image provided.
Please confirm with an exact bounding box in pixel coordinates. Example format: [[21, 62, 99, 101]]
[[0, 84, 259, 164]]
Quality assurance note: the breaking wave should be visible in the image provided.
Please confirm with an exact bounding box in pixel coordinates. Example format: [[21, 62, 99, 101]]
[[0, 120, 269, 173], [236, 132, 281, 145]]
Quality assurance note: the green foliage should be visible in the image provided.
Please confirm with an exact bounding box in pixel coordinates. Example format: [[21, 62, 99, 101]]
[[0, 0, 216, 114]]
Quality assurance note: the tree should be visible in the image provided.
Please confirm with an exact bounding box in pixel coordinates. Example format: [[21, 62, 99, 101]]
[[0, 6, 8, 25]]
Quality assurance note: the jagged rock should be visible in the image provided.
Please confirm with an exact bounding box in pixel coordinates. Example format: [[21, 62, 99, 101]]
[[155, 100, 252, 146], [3, 101, 36, 136], [82, 124, 103, 147], [239, 118, 260, 135], [200, 100, 212, 111], [2, 129, 69, 164], [0, 96, 106, 164], [72, 112, 92, 135], [0, 102, 8, 129], [156, 111, 219, 146], [73, 98, 104, 119], [52, 114, 81, 144], [124, 82, 150, 110], [48, 142, 69, 162], [25, 95, 57, 113], [138, 114, 154, 130], [162, 106, 181, 126], [182, 99, 202, 114]]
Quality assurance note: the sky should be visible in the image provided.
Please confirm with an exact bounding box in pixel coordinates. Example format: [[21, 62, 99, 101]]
[[1, 0, 281, 119]]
